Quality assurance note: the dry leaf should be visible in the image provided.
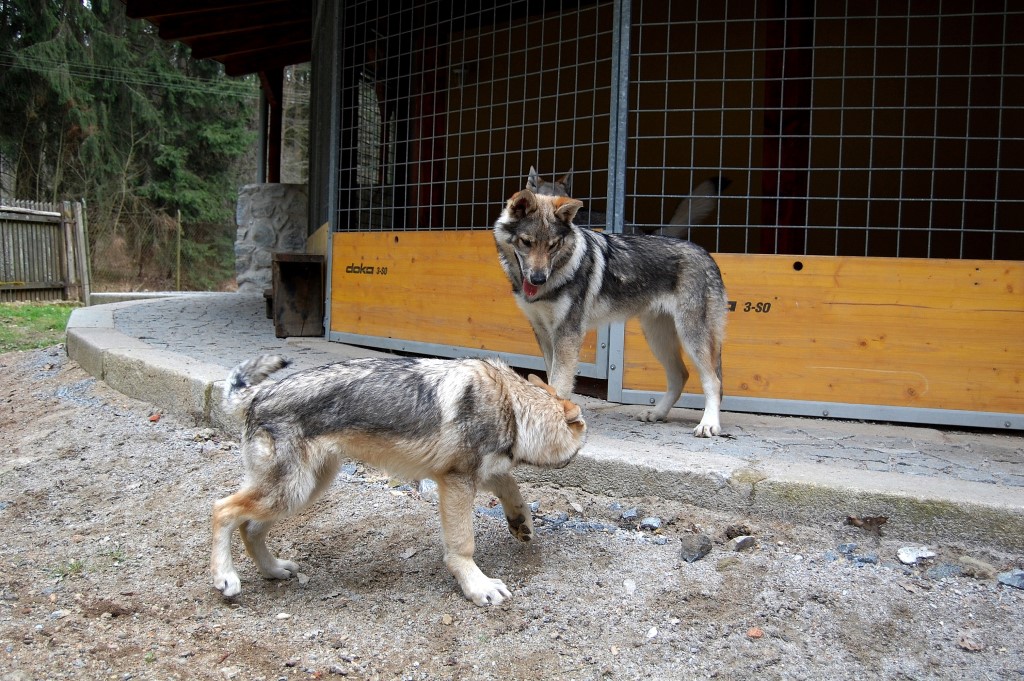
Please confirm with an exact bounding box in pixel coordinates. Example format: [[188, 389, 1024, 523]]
[[957, 633, 984, 652], [845, 515, 888, 536], [148, 412, 161, 423]]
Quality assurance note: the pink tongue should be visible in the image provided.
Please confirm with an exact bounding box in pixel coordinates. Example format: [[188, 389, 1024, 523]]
[[522, 279, 538, 298]]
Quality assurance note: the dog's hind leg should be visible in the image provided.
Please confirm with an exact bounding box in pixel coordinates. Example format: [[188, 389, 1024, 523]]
[[676, 315, 724, 437], [240, 453, 341, 581], [638, 313, 688, 423], [483, 472, 533, 543], [437, 473, 512, 606], [211, 488, 280, 597], [239, 520, 298, 580]]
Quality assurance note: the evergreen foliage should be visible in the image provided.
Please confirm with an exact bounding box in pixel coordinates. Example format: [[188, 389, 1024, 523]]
[[0, 0, 263, 290]]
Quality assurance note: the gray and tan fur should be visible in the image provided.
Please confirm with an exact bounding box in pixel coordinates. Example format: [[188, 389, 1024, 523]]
[[211, 355, 586, 606], [494, 189, 728, 437], [526, 165, 731, 236]]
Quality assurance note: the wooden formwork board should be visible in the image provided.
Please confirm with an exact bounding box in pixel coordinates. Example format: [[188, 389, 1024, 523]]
[[331, 231, 1022, 416], [330, 230, 598, 363], [623, 254, 1023, 415]]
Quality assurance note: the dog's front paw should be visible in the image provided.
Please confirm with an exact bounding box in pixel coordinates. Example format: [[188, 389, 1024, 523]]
[[637, 409, 667, 423], [464, 576, 512, 607], [258, 558, 300, 580], [213, 571, 242, 598], [506, 513, 533, 542], [693, 420, 721, 437]]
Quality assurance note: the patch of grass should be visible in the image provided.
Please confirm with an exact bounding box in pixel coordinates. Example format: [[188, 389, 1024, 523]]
[[52, 558, 86, 579], [0, 302, 77, 352]]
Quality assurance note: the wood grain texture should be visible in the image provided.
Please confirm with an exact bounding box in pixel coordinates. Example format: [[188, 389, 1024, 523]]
[[330, 230, 598, 362], [623, 254, 1023, 414]]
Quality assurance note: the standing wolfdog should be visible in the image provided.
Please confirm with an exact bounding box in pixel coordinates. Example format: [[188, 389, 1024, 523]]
[[493, 189, 728, 437], [211, 355, 586, 606]]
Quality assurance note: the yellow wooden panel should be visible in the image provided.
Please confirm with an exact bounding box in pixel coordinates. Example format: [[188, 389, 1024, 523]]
[[623, 255, 1024, 414], [330, 230, 597, 363]]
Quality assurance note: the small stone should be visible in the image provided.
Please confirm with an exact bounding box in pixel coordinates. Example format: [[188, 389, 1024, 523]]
[[417, 479, 438, 502], [529, 500, 541, 512], [645, 627, 657, 639], [956, 556, 997, 580], [897, 546, 936, 565], [925, 563, 962, 580], [297, 573, 310, 586], [639, 517, 662, 531], [747, 627, 764, 639], [853, 554, 879, 566], [725, 524, 752, 539], [837, 543, 858, 555], [276, 613, 292, 620], [726, 535, 756, 552], [652, 536, 668, 546], [340, 463, 358, 476], [996, 569, 1024, 590], [678, 534, 712, 563], [621, 507, 639, 521], [220, 666, 241, 679], [441, 614, 454, 625], [399, 548, 418, 560], [569, 502, 584, 514], [623, 579, 637, 595]]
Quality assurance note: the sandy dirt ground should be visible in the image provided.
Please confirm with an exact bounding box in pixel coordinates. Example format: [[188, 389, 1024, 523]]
[[1, 346, 1022, 680]]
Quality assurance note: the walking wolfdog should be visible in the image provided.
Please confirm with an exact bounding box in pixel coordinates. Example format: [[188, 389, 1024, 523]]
[[494, 189, 728, 437], [211, 355, 586, 606]]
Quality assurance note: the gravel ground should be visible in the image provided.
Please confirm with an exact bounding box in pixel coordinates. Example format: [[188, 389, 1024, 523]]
[[1, 346, 1022, 681]]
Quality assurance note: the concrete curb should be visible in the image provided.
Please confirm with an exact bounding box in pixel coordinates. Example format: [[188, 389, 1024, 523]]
[[65, 300, 1024, 553]]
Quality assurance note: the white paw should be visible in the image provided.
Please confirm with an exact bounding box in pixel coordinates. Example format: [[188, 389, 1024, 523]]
[[693, 421, 721, 437], [464, 577, 512, 606], [637, 409, 667, 423], [214, 571, 241, 598], [259, 559, 300, 580]]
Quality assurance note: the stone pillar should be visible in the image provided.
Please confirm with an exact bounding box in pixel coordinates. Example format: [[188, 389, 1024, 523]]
[[234, 183, 308, 294]]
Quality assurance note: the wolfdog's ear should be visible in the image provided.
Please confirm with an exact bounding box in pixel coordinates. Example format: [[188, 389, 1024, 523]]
[[507, 190, 538, 218], [555, 169, 572, 193], [527, 373, 558, 396], [560, 399, 583, 424], [552, 197, 583, 225], [527, 165, 542, 190]]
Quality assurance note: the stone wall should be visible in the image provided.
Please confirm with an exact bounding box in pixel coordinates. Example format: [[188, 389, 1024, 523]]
[[234, 183, 308, 294]]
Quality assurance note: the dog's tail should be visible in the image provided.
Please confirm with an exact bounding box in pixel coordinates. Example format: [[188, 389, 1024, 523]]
[[663, 175, 732, 235], [223, 355, 291, 413]]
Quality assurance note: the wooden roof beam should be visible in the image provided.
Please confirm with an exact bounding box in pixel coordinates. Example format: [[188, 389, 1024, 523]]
[[223, 43, 311, 77], [188, 21, 310, 61], [155, 3, 311, 42], [125, 0, 281, 21]]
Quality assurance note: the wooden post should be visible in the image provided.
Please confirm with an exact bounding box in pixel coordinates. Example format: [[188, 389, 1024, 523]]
[[73, 200, 91, 306], [176, 209, 182, 291]]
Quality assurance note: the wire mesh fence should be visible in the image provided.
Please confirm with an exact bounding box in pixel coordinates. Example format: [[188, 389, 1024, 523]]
[[334, 0, 1023, 260]]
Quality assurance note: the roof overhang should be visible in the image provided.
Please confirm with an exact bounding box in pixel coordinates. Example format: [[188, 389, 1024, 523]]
[[123, 0, 312, 77]]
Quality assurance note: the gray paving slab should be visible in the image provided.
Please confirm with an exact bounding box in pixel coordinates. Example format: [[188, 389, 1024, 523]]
[[65, 292, 1024, 551]]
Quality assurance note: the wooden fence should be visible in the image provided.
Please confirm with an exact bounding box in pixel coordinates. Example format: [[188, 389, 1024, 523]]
[[0, 200, 90, 303]]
